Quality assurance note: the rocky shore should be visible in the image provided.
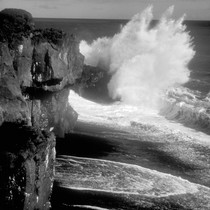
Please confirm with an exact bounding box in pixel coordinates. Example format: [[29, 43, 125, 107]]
[[0, 8, 84, 209]]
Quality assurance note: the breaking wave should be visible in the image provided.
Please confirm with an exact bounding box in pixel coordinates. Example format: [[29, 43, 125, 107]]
[[160, 87, 210, 133], [79, 6, 195, 108], [78, 6, 210, 134], [69, 90, 210, 143]]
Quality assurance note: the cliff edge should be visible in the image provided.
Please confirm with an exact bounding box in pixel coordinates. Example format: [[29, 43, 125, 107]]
[[0, 8, 84, 209]]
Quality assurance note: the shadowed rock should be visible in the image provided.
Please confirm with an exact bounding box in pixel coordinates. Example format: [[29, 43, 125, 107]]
[[0, 8, 34, 48], [0, 8, 84, 209], [74, 65, 112, 103], [31, 29, 84, 91], [0, 123, 55, 210]]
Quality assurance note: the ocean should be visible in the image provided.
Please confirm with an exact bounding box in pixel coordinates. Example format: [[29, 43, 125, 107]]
[[36, 7, 210, 210]]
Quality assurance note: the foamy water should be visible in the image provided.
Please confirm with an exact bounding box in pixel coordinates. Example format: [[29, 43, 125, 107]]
[[78, 6, 210, 137], [59, 7, 210, 209], [68, 205, 110, 210], [56, 154, 210, 209], [80, 6, 195, 108], [69, 90, 210, 146], [160, 87, 210, 133], [60, 90, 210, 209], [57, 155, 200, 197]]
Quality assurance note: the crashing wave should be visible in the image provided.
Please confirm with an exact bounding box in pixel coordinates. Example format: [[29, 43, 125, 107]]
[[160, 87, 210, 133], [80, 6, 195, 107]]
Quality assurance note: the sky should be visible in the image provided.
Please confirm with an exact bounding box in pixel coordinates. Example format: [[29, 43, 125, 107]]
[[0, 0, 210, 20]]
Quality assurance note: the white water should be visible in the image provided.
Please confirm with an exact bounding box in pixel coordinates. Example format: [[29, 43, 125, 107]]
[[65, 90, 210, 209], [69, 90, 210, 146], [69, 205, 110, 210], [80, 6, 195, 108], [160, 87, 210, 133], [57, 155, 201, 197], [79, 6, 210, 133], [63, 6, 210, 208]]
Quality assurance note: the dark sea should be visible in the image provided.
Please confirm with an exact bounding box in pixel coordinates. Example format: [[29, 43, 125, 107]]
[[35, 15, 210, 210]]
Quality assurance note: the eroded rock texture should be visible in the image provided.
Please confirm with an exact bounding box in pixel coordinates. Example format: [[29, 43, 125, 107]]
[[0, 8, 84, 209], [0, 123, 55, 210]]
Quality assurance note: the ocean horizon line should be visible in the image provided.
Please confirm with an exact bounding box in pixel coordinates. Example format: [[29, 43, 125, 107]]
[[34, 17, 210, 22]]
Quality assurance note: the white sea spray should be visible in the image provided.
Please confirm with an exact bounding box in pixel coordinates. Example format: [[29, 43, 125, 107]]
[[79, 6, 195, 108]]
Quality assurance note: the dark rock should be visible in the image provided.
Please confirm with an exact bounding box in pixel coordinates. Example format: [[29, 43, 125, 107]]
[[40, 88, 78, 137], [0, 76, 31, 126], [0, 8, 34, 48], [0, 42, 13, 67], [28, 88, 78, 137], [0, 123, 55, 210], [31, 33, 84, 91], [75, 65, 112, 103], [16, 38, 34, 87], [32, 28, 65, 46], [0, 42, 31, 126], [0, 8, 84, 210]]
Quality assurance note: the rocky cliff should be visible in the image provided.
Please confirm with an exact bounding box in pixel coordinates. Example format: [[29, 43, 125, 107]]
[[0, 8, 84, 209]]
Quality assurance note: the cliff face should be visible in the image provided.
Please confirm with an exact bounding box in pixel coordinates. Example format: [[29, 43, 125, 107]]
[[0, 9, 84, 209], [0, 123, 55, 210]]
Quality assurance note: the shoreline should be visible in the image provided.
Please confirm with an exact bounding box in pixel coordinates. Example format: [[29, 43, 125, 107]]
[[56, 121, 210, 187], [52, 120, 210, 209]]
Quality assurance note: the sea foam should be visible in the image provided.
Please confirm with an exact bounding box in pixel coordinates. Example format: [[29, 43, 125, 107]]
[[57, 155, 199, 197], [79, 6, 195, 108]]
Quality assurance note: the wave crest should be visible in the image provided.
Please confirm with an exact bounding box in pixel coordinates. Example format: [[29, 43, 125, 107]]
[[80, 6, 195, 108], [160, 87, 210, 133]]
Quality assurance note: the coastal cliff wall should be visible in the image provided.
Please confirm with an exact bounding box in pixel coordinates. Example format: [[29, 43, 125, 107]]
[[0, 9, 84, 209]]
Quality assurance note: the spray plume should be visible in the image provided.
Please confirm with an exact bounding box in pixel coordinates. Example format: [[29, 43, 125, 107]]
[[79, 6, 195, 108]]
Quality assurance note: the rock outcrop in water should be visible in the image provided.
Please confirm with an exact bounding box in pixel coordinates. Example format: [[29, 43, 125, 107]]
[[0, 8, 84, 209], [74, 65, 112, 103]]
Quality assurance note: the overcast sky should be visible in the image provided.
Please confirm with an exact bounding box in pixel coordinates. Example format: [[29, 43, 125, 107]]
[[1, 0, 210, 20]]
